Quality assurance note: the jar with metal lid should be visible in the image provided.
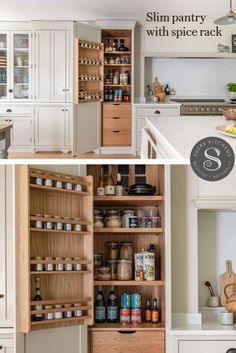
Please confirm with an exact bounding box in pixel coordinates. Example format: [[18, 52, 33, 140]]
[[120, 242, 133, 261], [107, 260, 118, 280], [107, 242, 119, 260], [44, 178, 53, 187], [35, 214, 43, 229], [33, 257, 43, 271], [54, 305, 63, 319], [94, 215, 104, 228], [117, 259, 132, 280], [122, 210, 135, 228], [129, 216, 138, 228], [97, 266, 111, 281], [65, 257, 73, 271], [64, 304, 73, 318], [106, 215, 121, 228], [44, 305, 54, 320], [55, 180, 63, 189], [73, 257, 82, 271], [45, 257, 54, 271], [64, 219, 72, 231], [44, 215, 53, 230], [55, 257, 64, 271], [74, 223, 82, 232], [74, 303, 82, 317], [35, 177, 43, 186]]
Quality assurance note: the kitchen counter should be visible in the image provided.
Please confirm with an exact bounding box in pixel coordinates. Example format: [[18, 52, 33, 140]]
[[134, 99, 181, 108], [170, 323, 236, 335], [144, 116, 236, 160]]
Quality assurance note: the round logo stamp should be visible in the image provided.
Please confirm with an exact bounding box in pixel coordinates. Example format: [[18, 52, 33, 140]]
[[190, 136, 235, 181]]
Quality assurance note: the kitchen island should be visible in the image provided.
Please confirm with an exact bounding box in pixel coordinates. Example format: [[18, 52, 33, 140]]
[[142, 116, 236, 160]]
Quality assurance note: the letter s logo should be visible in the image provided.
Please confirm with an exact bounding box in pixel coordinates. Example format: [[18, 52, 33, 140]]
[[203, 147, 221, 172]]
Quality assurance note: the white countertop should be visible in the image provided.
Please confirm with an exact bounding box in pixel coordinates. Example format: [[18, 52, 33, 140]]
[[134, 100, 181, 107], [170, 323, 236, 336], [146, 116, 236, 160]]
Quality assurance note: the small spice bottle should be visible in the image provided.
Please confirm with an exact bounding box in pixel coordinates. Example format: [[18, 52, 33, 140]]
[[44, 305, 54, 320], [65, 257, 73, 271], [45, 257, 54, 271], [55, 257, 64, 271], [64, 304, 73, 318], [73, 258, 82, 271], [74, 304, 82, 317], [54, 305, 63, 319]]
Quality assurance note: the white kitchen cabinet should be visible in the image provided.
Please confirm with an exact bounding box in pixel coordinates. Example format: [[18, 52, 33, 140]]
[[34, 29, 72, 103], [0, 166, 14, 328], [0, 338, 14, 353], [34, 105, 71, 151], [179, 340, 236, 353]]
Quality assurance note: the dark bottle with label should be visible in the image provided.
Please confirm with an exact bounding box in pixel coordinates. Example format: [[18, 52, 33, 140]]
[[165, 84, 170, 95], [107, 286, 118, 322], [152, 298, 159, 323], [33, 277, 43, 321], [145, 298, 152, 322], [95, 286, 106, 323], [117, 39, 128, 52]]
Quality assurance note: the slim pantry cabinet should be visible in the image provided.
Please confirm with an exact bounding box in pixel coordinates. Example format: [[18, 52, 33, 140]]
[[16, 165, 170, 353]]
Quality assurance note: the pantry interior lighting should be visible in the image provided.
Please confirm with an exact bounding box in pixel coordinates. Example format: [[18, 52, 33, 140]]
[[214, 0, 236, 25]]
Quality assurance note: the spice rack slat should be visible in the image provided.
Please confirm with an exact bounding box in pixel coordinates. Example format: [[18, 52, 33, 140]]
[[94, 228, 163, 234], [94, 281, 165, 286], [17, 166, 94, 332]]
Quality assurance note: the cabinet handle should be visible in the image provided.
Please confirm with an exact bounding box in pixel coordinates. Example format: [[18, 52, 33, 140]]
[[155, 110, 161, 114], [62, 89, 65, 92], [65, 109, 68, 112], [6, 109, 12, 113], [113, 103, 120, 106], [66, 89, 69, 91], [118, 331, 136, 334], [8, 89, 13, 93], [62, 109, 65, 112], [0, 294, 4, 298], [113, 130, 120, 133], [113, 117, 120, 119]]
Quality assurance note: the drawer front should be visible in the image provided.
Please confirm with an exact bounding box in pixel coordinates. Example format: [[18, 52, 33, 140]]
[[0, 106, 32, 115], [136, 106, 179, 117], [91, 331, 164, 353], [103, 117, 131, 131], [103, 129, 131, 146], [179, 340, 236, 353], [103, 103, 131, 118]]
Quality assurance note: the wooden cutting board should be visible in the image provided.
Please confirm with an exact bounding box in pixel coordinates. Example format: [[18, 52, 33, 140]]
[[220, 260, 236, 306]]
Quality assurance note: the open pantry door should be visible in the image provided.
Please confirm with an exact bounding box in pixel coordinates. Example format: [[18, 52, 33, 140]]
[[73, 23, 103, 155]]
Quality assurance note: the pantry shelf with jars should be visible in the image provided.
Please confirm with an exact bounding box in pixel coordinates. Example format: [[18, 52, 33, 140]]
[[16, 166, 94, 332]]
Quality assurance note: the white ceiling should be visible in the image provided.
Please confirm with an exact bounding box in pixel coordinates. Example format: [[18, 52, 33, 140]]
[[0, 0, 231, 22]]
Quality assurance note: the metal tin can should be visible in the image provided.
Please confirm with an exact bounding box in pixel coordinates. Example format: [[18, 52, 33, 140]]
[[134, 252, 144, 281], [131, 308, 142, 325], [143, 251, 155, 281], [131, 293, 141, 309], [121, 293, 131, 309], [120, 308, 130, 325]]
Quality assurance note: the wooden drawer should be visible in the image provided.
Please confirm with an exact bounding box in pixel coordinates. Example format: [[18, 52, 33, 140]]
[[103, 128, 131, 146], [103, 117, 131, 131], [179, 340, 236, 353], [91, 330, 164, 353], [0, 106, 32, 115], [136, 106, 179, 117], [103, 103, 131, 118]]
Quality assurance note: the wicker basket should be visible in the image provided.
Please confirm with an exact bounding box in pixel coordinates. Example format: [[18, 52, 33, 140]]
[[224, 108, 236, 121]]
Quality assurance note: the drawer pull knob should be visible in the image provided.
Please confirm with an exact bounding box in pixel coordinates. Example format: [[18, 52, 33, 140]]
[[113, 130, 120, 133], [155, 110, 161, 114], [118, 331, 136, 334], [113, 117, 120, 119], [0, 294, 4, 298], [6, 109, 12, 113], [226, 349, 236, 353], [8, 89, 13, 93]]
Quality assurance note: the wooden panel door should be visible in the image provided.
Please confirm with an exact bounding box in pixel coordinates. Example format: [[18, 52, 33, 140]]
[[34, 30, 51, 102], [51, 30, 66, 103], [0, 166, 14, 327]]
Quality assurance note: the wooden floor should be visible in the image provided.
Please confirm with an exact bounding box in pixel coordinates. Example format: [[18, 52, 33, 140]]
[[8, 151, 138, 160]]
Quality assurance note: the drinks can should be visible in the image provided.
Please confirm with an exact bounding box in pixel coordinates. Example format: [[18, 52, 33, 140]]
[[121, 293, 131, 309], [120, 308, 130, 325], [131, 308, 142, 325], [143, 252, 155, 281], [131, 293, 141, 309]]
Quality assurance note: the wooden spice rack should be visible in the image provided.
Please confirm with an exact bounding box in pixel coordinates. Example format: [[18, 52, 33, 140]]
[[16, 166, 94, 332]]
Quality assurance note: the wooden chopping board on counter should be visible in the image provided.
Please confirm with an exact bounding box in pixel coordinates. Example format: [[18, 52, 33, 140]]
[[220, 260, 236, 306]]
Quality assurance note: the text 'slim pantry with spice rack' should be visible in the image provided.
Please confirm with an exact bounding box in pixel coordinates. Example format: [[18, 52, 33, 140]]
[[16, 165, 170, 353]]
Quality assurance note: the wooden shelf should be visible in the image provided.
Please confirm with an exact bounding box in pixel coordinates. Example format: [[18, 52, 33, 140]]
[[30, 228, 90, 236], [30, 215, 90, 226], [94, 280, 164, 286], [30, 184, 90, 196], [91, 322, 165, 331], [31, 316, 91, 329], [104, 84, 131, 87], [31, 305, 92, 315], [94, 228, 162, 234], [31, 259, 91, 265], [79, 99, 103, 103], [104, 64, 131, 67], [31, 297, 92, 306], [104, 51, 131, 55], [93, 195, 163, 206], [31, 271, 90, 275]]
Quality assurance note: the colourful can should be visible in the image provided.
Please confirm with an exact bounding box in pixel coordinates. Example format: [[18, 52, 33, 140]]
[[131, 308, 142, 325], [131, 293, 141, 309], [120, 308, 130, 326], [121, 293, 131, 309]]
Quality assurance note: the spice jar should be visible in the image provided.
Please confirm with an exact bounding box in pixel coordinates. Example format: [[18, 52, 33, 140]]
[[107, 260, 118, 280], [65, 182, 72, 190], [35, 177, 43, 186], [117, 259, 132, 280], [97, 266, 111, 281], [74, 304, 82, 317], [94, 254, 104, 267], [107, 242, 119, 260], [35, 215, 43, 229], [129, 216, 138, 228], [44, 305, 54, 320], [55, 180, 63, 189], [74, 184, 82, 192], [64, 304, 72, 318], [106, 215, 121, 228], [122, 210, 135, 228], [65, 257, 73, 271], [73, 257, 82, 271], [45, 257, 54, 271], [64, 219, 72, 231], [74, 224, 82, 232], [120, 242, 133, 261], [54, 305, 63, 319], [44, 215, 53, 230], [44, 178, 53, 187], [34, 257, 43, 271], [55, 257, 64, 271], [94, 215, 104, 228]]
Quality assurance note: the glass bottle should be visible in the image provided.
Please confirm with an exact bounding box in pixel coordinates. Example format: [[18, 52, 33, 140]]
[[105, 165, 115, 195], [105, 39, 110, 52], [165, 84, 170, 95], [118, 39, 128, 52], [152, 298, 159, 323], [97, 166, 105, 196], [115, 173, 123, 196], [112, 39, 118, 51], [33, 277, 43, 321], [107, 286, 118, 322], [95, 286, 106, 323], [108, 39, 113, 52], [145, 298, 152, 322]]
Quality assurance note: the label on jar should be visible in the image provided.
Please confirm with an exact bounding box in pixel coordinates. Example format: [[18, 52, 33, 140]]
[[97, 187, 105, 196], [143, 252, 155, 281], [105, 185, 115, 195], [115, 185, 123, 196], [95, 306, 105, 320], [107, 306, 118, 321], [35, 304, 43, 319], [120, 309, 130, 325]]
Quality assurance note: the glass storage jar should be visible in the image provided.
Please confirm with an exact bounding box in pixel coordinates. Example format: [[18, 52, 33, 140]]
[[106, 215, 121, 228], [107, 260, 118, 280], [122, 210, 135, 228], [94, 215, 104, 228], [107, 242, 119, 260], [120, 242, 133, 261], [117, 259, 132, 280], [97, 266, 111, 281]]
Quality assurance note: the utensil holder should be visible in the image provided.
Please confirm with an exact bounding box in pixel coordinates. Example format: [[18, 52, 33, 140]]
[[208, 296, 220, 307]]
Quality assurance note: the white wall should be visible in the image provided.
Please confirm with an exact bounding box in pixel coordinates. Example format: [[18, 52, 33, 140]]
[[198, 210, 236, 307], [145, 57, 236, 97]]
